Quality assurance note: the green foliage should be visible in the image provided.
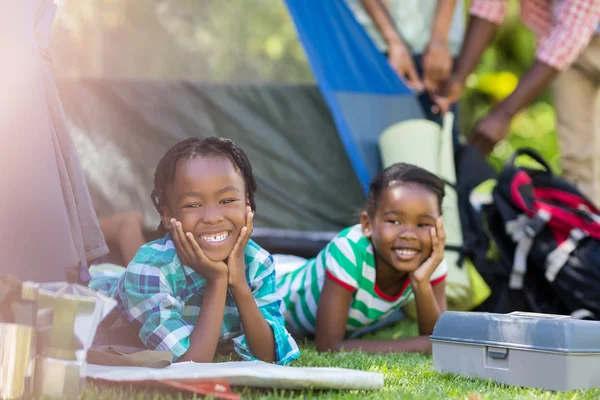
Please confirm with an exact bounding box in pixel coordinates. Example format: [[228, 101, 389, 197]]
[[83, 320, 600, 399], [52, 0, 313, 82]]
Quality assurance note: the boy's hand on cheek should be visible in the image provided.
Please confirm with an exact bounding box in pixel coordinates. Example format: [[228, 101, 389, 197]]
[[410, 217, 446, 286], [170, 218, 228, 283], [227, 207, 254, 292]]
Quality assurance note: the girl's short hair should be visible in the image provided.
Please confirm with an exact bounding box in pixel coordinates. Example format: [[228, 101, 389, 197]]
[[365, 163, 445, 216]]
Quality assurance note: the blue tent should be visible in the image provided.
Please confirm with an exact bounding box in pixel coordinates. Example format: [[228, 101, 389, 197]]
[[283, 0, 424, 193]]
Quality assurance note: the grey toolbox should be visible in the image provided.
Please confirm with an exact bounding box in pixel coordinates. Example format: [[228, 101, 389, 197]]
[[430, 311, 600, 391]]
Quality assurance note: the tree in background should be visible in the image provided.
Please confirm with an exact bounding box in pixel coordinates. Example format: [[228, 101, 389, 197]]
[[51, 0, 559, 171], [51, 0, 312, 83]]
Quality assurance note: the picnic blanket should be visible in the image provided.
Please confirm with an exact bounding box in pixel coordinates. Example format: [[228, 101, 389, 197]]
[[86, 360, 384, 391], [88, 262, 384, 393]]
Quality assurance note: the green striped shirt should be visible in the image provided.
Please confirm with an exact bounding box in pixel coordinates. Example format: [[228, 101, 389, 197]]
[[276, 224, 447, 335]]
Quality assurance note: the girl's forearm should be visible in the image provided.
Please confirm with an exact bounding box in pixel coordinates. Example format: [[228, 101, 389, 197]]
[[411, 281, 442, 336]]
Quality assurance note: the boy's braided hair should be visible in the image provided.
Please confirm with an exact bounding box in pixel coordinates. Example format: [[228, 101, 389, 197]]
[[151, 137, 257, 230]]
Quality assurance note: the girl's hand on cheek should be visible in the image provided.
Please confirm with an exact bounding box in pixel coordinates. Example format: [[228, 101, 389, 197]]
[[170, 218, 228, 283], [227, 207, 254, 291], [410, 216, 446, 286]]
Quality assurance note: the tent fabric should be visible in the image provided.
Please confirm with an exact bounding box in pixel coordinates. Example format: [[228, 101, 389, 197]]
[[283, 0, 425, 193], [284, 2, 483, 310], [0, 0, 108, 284], [56, 80, 366, 233]]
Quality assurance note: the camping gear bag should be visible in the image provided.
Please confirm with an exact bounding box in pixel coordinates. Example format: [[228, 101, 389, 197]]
[[481, 148, 600, 319], [454, 144, 498, 308]]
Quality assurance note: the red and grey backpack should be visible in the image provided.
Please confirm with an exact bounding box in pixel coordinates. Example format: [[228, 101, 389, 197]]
[[478, 148, 600, 319]]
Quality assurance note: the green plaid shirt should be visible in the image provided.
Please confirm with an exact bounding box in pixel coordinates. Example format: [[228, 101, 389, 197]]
[[89, 234, 300, 364]]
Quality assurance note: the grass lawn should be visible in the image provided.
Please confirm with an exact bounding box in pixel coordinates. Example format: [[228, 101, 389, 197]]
[[84, 320, 600, 400]]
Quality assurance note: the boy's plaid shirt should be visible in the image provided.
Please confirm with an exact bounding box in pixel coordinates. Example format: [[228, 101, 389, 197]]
[[470, 0, 600, 71], [90, 234, 300, 364]]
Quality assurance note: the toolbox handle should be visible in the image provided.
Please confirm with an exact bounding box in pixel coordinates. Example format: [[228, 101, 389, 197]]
[[507, 311, 571, 320], [487, 346, 508, 360]]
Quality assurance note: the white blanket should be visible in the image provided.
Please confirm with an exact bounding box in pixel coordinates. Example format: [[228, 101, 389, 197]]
[[86, 360, 384, 391]]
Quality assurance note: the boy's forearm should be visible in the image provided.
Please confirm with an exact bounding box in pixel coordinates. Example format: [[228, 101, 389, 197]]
[[411, 281, 442, 336], [493, 61, 559, 118], [361, 0, 403, 45], [178, 278, 228, 363], [452, 16, 499, 82], [430, 0, 457, 44], [231, 286, 276, 362]]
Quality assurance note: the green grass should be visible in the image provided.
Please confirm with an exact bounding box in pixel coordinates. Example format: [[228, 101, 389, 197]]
[[83, 320, 599, 400]]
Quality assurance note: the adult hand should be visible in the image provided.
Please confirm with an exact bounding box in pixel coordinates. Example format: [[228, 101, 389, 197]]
[[227, 206, 254, 290], [432, 75, 464, 114], [422, 40, 453, 94], [469, 109, 511, 157], [410, 217, 446, 286], [170, 218, 228, 282], [388, 42, 424, 92]]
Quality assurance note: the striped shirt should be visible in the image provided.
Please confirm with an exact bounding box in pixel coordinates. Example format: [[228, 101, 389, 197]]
[[89, 234, 300, 364], [276, 224, 447, 336]]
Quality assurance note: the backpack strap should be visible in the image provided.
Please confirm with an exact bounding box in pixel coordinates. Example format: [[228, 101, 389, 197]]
[[545, 228, 588, 282], [505, 209, 551, 289], [506, 148, 552, 172], [578, 204, 600, 224]]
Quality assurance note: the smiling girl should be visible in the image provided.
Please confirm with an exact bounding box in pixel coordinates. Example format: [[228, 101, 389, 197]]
[[276, 163, 447, 354], [89, 137, 300, 364]]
